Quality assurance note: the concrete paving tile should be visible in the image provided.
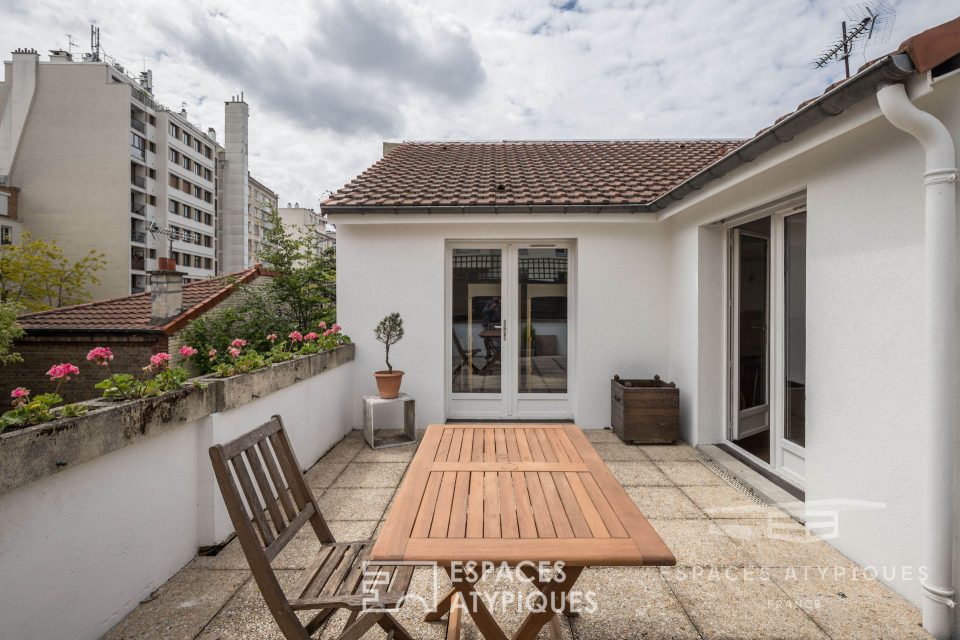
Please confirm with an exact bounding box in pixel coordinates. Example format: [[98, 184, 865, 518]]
[[605, 462, 672, 486], [354, 443, 419, 462], [592, 442, 651, 462], [321, 438, 365, 462], [636, 442, 700, 461], [196, 571, 309, 639], [332, 462, 409, 488], [663, 566, 829, 639], [304, 459, 349, 491], [716, 519, 858, 568], [768, 566, 909, 601], [626, 486, 706, 519], [649, 519, 755, 567], [104, 567, 248, 640], [343, 429, 364, 442], [654, 461, 726, 486], [682, 484, 791, 520], [189, 538, 250, 571], [583, 428, 621, 442], [318, 487, 394, 520], [793, 594, 930, 639], [571, 567, 699, 639]]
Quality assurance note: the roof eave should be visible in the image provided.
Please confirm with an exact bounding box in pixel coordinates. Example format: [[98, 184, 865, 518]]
[[649, 53, 916, 212], [324, 203, 657, 215]]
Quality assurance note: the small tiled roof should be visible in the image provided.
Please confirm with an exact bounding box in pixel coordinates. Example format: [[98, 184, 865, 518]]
[[17, 266, 268, 335], [323, 140, 742, 209]]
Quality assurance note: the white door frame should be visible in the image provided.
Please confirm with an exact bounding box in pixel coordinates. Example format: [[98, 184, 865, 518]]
[[722, 201, 806, 489], [445, 240, 575, 420]]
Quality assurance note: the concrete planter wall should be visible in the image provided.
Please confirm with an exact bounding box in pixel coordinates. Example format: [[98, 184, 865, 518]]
[[0, 344, 355, 640]]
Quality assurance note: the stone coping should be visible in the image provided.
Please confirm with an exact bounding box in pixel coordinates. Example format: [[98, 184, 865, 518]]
[[0, 344, 354, 497]]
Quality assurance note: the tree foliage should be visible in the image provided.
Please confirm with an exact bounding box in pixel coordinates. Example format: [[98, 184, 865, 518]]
[[375, 313, 404, 372], [0, 300, 24, 365], [257, 209, 336, 331], [0, 233, 106, 311]]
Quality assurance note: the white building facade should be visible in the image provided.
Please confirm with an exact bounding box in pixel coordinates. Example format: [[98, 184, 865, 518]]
[[0, 47, 256, 297], [328, 35, 960, 639]]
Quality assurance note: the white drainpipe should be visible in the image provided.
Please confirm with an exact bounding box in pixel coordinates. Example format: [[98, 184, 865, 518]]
[[877, 81, 958, 639]]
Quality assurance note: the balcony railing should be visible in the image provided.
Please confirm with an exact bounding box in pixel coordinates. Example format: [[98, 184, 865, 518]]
[[131, 175, 146, 189], [131, 202, 145, 216], [131, 230, 146, 244], [130, 146, 145, 161], [131, 256, 145, 270], [131, 119, 146, 133]]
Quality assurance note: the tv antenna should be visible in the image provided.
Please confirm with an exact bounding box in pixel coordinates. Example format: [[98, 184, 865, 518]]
[[65, 34, 77, 56], [814, 0, 896, 78], [148, 220, 195, 258]]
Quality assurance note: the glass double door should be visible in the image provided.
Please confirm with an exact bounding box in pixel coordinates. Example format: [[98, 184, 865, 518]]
[[448, 243, 571, 419]]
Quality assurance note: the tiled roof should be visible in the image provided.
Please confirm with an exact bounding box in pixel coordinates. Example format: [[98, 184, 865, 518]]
[[17, 266, 268, 334], [325, 16, 960, 215], [323, 140, 743, 209]]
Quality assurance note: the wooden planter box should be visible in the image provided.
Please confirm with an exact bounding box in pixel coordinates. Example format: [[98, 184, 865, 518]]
[[611, 375, 680, 444]]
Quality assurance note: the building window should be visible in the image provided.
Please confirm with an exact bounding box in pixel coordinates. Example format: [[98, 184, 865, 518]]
[[204, 191, 212, 203], [194, 186, 203, 199], [204, 257, 212, 269], [168, 200, 178, 215], [149, 248, 156, 259], [169, 149, 178, 163], [194, 255, 202, 268], [172, 251, 180, 265], [183, 132, 191, 145], [148, 114, 156, 126], [204, 146, 212, 159], [148, 195, 156, 206], [148, 168, 156, 180], [204, 235, 212, 247], [181, 179, 191, 193], [169, 174, 179, 189], [204, 168, 212, 181], [182, 156, 191, 170], [182, 204, 190, 218], [204, 213, 212, 225], [0, 226, 11, 245], [169, 123, 179, 138]]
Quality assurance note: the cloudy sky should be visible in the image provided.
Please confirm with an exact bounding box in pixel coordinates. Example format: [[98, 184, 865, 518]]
[[1, 0, 956, 206]]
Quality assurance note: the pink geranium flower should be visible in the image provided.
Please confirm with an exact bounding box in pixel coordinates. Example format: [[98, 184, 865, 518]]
[[179, 345, 198, 357], [323, 329, 332, 337], [10, 387, 29, 399], [228, 347, 241, 358], [318, 321, 327, 330], [208, 348, 218, 361], [231, 338, 247, 348], [266, 333, 278, 343], [331, 324, 342, 333], [47, 363, 80, 381], [304, 332, 319, 341], [150, 352, 172, 368], [86, 346, 114, 366], [289, 331, 303, 343]]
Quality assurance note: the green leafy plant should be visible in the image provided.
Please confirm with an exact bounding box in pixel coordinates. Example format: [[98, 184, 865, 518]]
[[374, 313, 404, 373], [0, 232, 106, 311], [2, 362, 87, 431], [0, 300, 24, 365], [92, 348, 192, 400]]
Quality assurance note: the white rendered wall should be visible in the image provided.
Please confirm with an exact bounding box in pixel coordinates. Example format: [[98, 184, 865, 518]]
[[333, 221, 672, 429], [0, 360, 353, 640], [662, 75, 960, 606]]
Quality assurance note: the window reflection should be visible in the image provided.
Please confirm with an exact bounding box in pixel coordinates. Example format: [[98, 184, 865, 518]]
[[518, 248, 568, 394]]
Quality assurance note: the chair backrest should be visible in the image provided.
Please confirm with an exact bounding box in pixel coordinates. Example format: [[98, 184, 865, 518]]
[[209, 415, 334, 638], [452, 330, 468, 359]]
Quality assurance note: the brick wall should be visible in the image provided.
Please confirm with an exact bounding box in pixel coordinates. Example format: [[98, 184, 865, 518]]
[[0, 333, 168, 407]]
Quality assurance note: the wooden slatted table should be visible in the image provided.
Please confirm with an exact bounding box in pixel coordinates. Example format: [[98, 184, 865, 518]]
[[369, 423, 676, 640]]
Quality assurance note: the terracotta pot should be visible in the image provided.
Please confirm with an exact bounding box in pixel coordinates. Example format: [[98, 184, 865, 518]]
[[374, 370, 404, 399]]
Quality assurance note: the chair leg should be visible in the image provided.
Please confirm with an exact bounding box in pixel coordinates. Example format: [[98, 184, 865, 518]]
[[336, 611, 383, 640], [446, 592, 463, 640], [377, 613, 416, 640]]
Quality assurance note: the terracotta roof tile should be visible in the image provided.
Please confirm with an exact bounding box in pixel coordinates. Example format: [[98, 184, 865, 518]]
[[17, 266, 266, 334], [323, 140, 744, 210]]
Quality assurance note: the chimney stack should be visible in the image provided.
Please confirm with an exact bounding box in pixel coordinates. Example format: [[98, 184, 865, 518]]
[[149, 258, 185, 324]]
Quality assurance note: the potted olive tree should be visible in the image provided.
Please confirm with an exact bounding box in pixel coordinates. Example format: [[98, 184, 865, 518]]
[[374, 312, 404, 399]]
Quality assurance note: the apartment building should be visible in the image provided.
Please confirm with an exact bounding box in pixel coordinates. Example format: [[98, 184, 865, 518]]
[[0, 46, 258, 298], [278, 203, 336, 253], [247, 174, 277, 263]]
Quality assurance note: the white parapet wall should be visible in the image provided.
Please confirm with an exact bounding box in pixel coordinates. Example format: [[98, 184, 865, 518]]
[[0, 346, 355, 640]]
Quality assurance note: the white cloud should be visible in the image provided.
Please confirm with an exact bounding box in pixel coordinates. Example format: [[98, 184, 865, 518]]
[[0, 0, 956, 205]]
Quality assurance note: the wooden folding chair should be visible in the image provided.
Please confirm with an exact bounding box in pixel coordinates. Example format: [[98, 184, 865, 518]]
[[209, 415, 416, 640]]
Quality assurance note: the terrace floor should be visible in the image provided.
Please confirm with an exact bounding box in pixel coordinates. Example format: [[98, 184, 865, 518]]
[[106, 429, 929, 640]]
